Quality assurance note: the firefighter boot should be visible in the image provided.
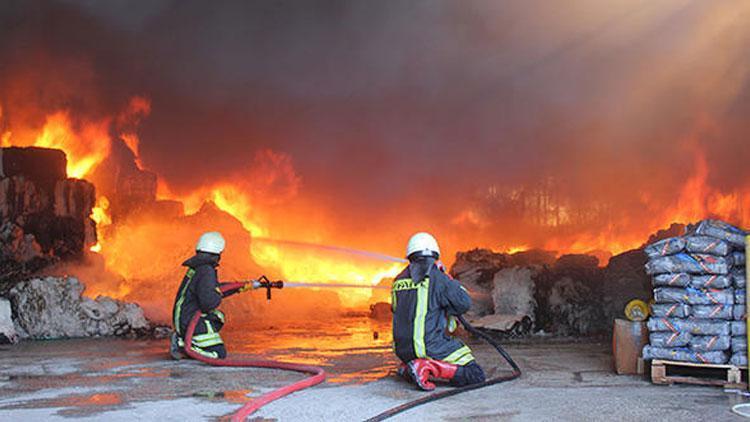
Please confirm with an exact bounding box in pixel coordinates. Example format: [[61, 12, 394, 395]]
[[169, 331, 186, 360]]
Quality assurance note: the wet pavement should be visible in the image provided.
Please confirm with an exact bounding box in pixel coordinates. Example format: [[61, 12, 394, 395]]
[[0, 317, 748, 421]]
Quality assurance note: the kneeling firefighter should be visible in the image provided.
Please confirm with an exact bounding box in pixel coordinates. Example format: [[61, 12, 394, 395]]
[[170, 231, 251, 359], [392, 232, 486, 390]]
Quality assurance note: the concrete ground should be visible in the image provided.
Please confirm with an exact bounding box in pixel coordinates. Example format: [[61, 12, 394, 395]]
[[0, 318, 748, 421]]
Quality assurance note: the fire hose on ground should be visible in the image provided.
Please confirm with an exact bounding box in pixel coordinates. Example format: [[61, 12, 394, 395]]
[[363, 314, 522, 422], [181, 278, 521, 421], [183, 310, 327, 422]]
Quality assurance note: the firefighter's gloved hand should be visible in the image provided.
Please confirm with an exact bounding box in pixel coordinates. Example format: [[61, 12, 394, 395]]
[[238, 281, 258, 293], [436, 260, 447, 273]]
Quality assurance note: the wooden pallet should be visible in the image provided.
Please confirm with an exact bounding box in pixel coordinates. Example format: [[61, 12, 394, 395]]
[[651, 359, 748, 388]]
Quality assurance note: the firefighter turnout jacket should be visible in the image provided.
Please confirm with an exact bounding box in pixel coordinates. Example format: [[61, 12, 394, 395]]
[[391, 260, 476, 366], [172, 252, 226, 347]]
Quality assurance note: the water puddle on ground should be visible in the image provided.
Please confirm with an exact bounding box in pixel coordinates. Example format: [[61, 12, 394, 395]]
[[222, 316, 398, 382], [0, 316, 401, 417]]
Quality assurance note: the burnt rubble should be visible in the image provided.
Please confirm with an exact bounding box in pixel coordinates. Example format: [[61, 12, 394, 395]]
[[451, 246, 650, 337], [10, 276, 152, 339]]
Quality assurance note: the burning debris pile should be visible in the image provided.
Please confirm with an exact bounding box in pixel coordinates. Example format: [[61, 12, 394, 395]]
[[643, 219, 747, 364], [451, 246, 650, 337], [0, 146, 156, 343], [0, 147, 96, 289]]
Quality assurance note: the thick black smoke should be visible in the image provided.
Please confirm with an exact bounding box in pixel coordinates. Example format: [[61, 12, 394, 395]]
[[2, 0, 750, 257]]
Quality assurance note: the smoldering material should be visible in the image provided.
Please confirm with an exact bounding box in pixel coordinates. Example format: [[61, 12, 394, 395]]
[[650, 303, 690, 318]]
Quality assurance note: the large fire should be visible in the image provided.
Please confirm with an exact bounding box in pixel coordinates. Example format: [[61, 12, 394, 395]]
[[2, 95, 749, 321], [2, 1, 749, 323], [1, 110, 110, 179], [1, 101, 406, 315]]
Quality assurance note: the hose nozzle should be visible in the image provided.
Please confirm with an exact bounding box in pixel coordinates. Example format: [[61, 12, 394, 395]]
[[254, 275, 284, 300]]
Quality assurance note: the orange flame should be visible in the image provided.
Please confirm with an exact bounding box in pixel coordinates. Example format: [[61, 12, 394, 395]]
[[3, 97, 749, 312], [1, 111, 110, 179]]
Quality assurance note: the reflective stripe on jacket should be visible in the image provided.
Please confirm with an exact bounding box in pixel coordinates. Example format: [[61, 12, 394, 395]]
[[391, 263, 475, 365], [172, 252, 223, 336]]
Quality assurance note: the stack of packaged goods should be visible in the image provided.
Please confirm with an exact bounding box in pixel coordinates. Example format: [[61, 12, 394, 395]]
[[642, 220, 747, 365], [732, 248, 747, 366]]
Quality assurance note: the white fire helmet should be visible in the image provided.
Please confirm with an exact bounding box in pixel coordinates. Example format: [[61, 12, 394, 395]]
[[406, 232, 440, 259], [196, 231, 226, 255]]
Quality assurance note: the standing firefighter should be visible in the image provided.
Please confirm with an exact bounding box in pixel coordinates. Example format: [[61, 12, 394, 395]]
[[170, 231, 250, 359], [392, 232, 486, 390]]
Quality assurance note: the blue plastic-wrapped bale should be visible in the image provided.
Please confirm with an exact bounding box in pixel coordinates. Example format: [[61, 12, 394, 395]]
[[645, 253, 732, 275], [692, 219, 747, 248], [649, 332, 692, 348], [651, 287, 735, 305], [653, 273, 690, 287], [731, 321, 746, 336], [685, 287, 734, 305], [650, 303, 690, 318], [647, 318, 730, 336], [689, 335, 731, 351], [732, 336, 748, 352], [690, 274, 732, 289], [736, 289, 746, 305], [691, 304, 733, 320], [733, 251, 746, 266], [735, 305, 747, 321], [645, 237, 686, 258], [642, 345, 728, 364], [733, 269, 746, 289], [652, 287, 689, 303], [731, 352, 747, 366], [685, 235, 731, 256]]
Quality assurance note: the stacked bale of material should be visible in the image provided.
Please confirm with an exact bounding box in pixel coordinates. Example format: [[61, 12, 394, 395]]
[[642, 220, 747, 365], [731, 243, 747, 366]]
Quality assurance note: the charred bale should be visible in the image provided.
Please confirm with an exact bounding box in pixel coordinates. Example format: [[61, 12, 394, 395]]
[[534, 254, 605, 336], [0, 147, 66, 191], [452, 248, 554, 316], [600, 249, 650, 322], [0, 147, 97, 291], [491, 267, 537, 323]]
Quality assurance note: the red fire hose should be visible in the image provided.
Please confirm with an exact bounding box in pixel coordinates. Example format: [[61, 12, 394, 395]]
[[183, 311, 327, 422]]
